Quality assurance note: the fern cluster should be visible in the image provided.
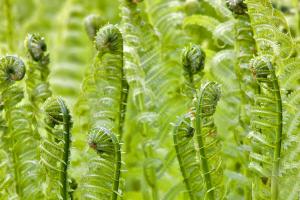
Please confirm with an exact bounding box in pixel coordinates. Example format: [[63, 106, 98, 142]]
[[0, 0, 300, 199]]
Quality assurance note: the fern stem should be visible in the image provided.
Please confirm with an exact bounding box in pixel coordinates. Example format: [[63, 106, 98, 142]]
[[173, 118, 196, 200], [118, 54, 129, 140], [53, 97, 72, 200], [112, 141, 121, 200], [195, 115, 214, 200], [195, 96, 214, 200], [271, 77, 283, 200]]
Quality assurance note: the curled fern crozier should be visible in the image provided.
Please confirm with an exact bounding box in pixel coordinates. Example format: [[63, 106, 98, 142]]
[[82, 128, 121, 200], [0, 56, 25, 87], [41, 97, 72, 200]]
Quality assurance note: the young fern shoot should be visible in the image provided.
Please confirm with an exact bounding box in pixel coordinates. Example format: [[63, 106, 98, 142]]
[[24, 33, 51, 106], [0, 55, 41, 199], [249, 56, 283, 200], [194, 82, 222, 200], [79, 24, 124, 200], [173, 114, 203, 200], [81, 128, 121, 200], [182, 44, 205, 98], [82, 24, 128, 139], [41, 97, 72, 200]]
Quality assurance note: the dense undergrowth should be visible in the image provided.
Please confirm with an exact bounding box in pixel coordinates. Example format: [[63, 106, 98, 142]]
[[0, 0, 299, 199]]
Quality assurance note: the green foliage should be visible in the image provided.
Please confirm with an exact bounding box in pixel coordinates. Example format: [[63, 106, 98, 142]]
[[41, 97, 72, 200], [81, 128, 121, 200], [0, 0, 300, 199]]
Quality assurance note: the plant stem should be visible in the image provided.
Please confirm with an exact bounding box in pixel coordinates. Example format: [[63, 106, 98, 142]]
[[112, 140, 121, 200], [58, 98, 71, 200], [271, 76, 282, 200], [173, 126, 195, 200], [195, 96, 214, 200], [118, 51, 128, 140]]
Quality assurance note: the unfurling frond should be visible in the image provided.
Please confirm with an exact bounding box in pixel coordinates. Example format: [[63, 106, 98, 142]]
[[0, 56, 25, 88], [194, 82, 223, 200], [182, 44, 205, 77], [173, 113, 204, 200], [249, 56, 283, 200], [1, 55, 41, 199], [81, 128, 121, 200], [81, 24, 127, 138], [25, 34, 49, 64], [95, 24, 123, 55], [41, 97, 72, 200]]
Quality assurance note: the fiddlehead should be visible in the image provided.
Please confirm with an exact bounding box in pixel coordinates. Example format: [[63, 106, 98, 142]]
[[41, 97, 72, 200], [249, 56, 283, 200], [0, 55, 25, 88], [81, 24, 127, 138], [173, 114, 204, 200], [81, 127, 121, 200], [182, 43, 205, 95], [25, 33, 49, 63], [95, 24, 123, 55], [194, 81, 223, 200], [24, 33, 51, 105], [84, 14, 105, 41], [0, 55, 41, 199]]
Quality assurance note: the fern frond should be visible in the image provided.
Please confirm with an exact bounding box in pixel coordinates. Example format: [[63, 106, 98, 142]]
[[194, 81, 223, 199], [202, 0, 232, 19], [81, 127, 121, 200], [173, 113, 204, 200], [41, 97, 72, 200], [24, 33, 52, 110], [0, 55, 41, 199], [246, 0, 295, 61], [249, 56, 283, 200], [277, 89, 300, 199], [80, 24, 127, 139], [183, 15, 235, 47], [182, 43, 205, 97]]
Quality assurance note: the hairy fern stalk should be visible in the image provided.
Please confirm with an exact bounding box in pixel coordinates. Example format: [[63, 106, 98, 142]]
[[1, 0, 300, 199]]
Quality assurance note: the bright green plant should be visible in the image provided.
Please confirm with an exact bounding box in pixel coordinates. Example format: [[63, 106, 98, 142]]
[[0, 0, 300, 199]]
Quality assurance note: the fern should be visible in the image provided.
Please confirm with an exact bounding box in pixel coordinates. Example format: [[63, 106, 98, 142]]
[[119, 1, 159, 199], [0, 55, 41, 199], [80, 24, 127, 138], [173, 113, 204, 200], [182, 43, 205, 97], [173, 81, 222, 199], [81, 127, 121, 200], [24, 33, 52, 130], [40, 97, 72, 200], [194, 81, 223, 199], [249, 56, 283, 200], [1, 1, 300, 199]]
